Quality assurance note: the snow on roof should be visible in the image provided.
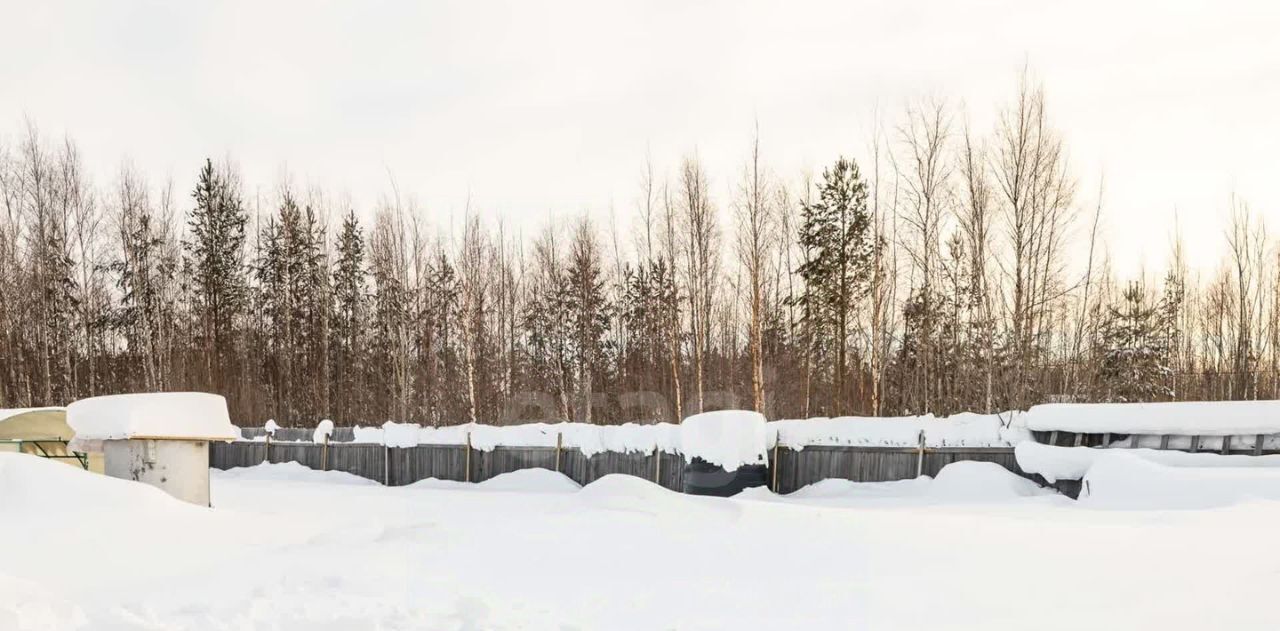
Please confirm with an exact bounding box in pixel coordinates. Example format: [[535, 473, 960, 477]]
[[1026, 400, 1280, 436], [679, 410, 769, 471], [67, 392, 237, 442]]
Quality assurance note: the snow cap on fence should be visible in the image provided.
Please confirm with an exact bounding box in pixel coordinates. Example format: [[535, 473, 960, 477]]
[[382, 421, 422, 448], [770, 412, 1029, 450], [313, 419, 334, 443]]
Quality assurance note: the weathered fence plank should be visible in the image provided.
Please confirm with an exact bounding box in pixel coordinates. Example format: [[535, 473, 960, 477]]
[[211, 441, 1023, 494]]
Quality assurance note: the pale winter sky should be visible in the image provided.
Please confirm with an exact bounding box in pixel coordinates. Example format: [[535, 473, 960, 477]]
[[2, 0, 1277, 277]]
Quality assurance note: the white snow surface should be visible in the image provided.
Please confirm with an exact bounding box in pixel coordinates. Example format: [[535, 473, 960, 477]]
[[382, 421, 422, 448], [783, 477, 934, 501], [264, 419, 280, 434], [410, 468, 582, 493], [66, 392, 236, 444], [1080, 451, 1280, 509], [769, 411, 1028, 449], [212, 461, 378, 486], [1026, 400, 1280, 435], [5, 451, 1279, 629], [1016, 442, 1280, 483], [928, 461, 1051, 500], [679, 410, 769, 471], [766, 462, 1052, 505], [312, 419, 334, 443], [352, 420, 682, 457]]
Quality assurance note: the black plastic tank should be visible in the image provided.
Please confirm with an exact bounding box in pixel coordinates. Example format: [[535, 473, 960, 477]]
[[682, 457, 769, 496]]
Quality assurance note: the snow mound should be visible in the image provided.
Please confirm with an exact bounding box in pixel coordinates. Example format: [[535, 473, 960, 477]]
[[264, 419, 280, 434], [928, 461, 1050, 500], [789, 477, 933, 500], [406, 469, 580, 493], [1016, 442, 1280, 483], [67, 392, 237, 450], [0, 452, 186, 514], [404, 477, 467, 490], [477, 468, 581, 493], [1026, 400, 1280, 435], [212, 462, 377, 486], [579, 473, 674, 502], [679, 410, 769, 471], [732, 486, 779, 501], [577, 474, 743, 522], [1080, 451, 1280, 509]]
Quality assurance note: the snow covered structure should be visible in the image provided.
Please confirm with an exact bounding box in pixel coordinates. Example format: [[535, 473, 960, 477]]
[[679, 410, 770, 496], [67, 393, 238, 506], [1018, 400, 1280, 496], [0, 407, 102, 472]]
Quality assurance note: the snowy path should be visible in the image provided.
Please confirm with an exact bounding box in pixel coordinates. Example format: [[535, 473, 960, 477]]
[[2, 456, 1278, 630]]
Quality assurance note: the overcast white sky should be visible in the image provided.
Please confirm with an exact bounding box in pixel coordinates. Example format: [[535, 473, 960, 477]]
[[2, 0, 1277, 276]]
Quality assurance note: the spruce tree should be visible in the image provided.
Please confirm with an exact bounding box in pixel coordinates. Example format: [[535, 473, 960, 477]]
[[1096, 282, 1172, 402], [795, 157, 874, 414], [331, 210, 367, 422], [183, 159, 248, 388]]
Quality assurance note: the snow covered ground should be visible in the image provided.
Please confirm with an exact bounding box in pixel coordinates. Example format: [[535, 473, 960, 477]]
[[4, 453, 1280, 630]]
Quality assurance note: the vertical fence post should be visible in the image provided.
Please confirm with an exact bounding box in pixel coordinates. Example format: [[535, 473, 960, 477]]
[[555, 432, 563, 473], [264, 433, 271, 464], [465, 432, 472, 483], [915, 430, 926, 478], [321, 434, 329, 471], [383, 445, 390, 486], [653, 448, 661, 484]]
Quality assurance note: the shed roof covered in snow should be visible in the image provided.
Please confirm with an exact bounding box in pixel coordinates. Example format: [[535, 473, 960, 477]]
[[67, 392, 238, 446], [1025, 400, 1280, 436]]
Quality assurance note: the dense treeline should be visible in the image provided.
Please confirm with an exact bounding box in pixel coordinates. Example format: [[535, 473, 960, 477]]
[[0, 77, 1274, 425]]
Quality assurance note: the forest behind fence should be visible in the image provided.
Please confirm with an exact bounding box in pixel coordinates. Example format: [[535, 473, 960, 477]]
[[5, 72, 1277, 429]]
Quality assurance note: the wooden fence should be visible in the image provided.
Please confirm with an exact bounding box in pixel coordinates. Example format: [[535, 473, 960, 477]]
[[211, 440, 1021, 493]]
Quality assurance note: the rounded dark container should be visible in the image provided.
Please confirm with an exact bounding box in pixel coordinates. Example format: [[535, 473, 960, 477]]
[[682, 457, 769, 496]]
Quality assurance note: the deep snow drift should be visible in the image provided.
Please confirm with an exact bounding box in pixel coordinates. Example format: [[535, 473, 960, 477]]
[[1016, 441, 1280, 483], [5, 452, 1280, 630]]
